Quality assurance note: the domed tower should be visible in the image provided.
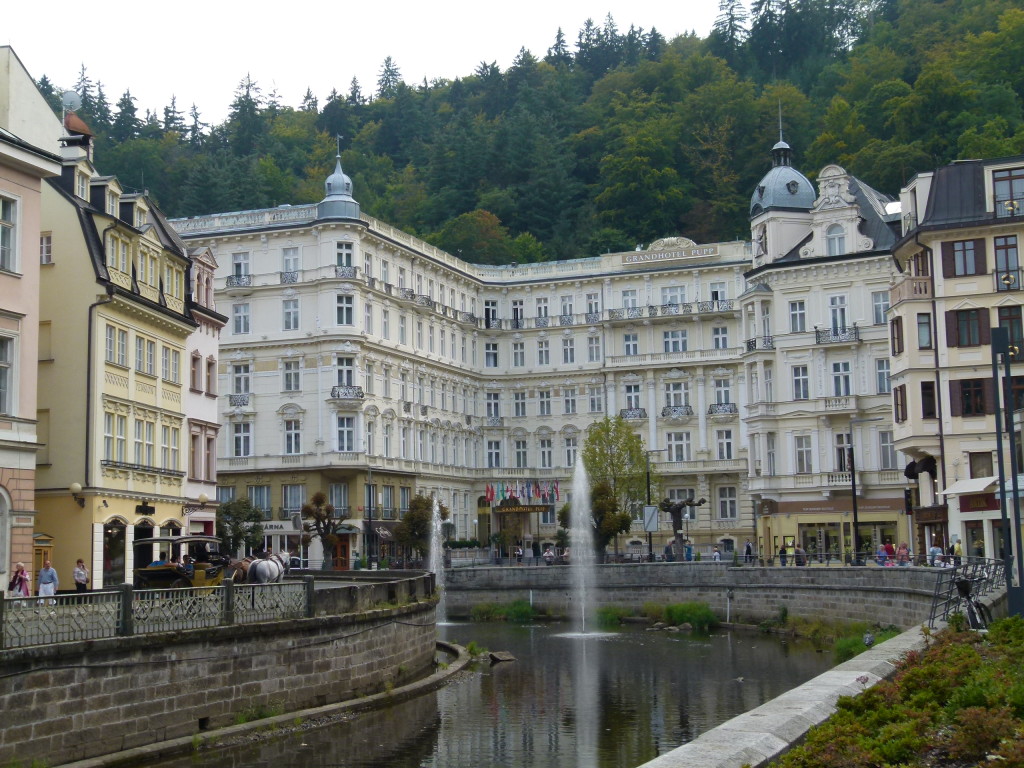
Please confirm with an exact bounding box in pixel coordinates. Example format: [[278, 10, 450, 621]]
[[316, 154, 361, 221], [749, 140, 815, 266]]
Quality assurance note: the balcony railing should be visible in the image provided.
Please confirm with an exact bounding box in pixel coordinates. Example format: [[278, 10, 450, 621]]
[[330, 385, 364, 399], [228, 393, 250, 406], [560, 314, 576, 326], [995, 197, 1023, 219], [420, 405, 429, 416], [415, 295, 434, 309], [403, 401, 412, 413], [399, 288, 415, 301], [996, 268, 1024, 292], [661, 405, 694, 418], [535, 316, 550, 328], [486, 317, 502, 329], [585, 312, 601, 323], [509, 317, 526, 329], [485, 416, 504, 427], [335, 265, 357, 279], [459, 311, 478, 324], [815, 325, 860, 344], [225, 275, 252, 288], [890, 276, 932, 304], [708, 403, 739, 415], [280, 271, 298, 284], [619, 408, 647, 419], [744, 336, 774, 351]]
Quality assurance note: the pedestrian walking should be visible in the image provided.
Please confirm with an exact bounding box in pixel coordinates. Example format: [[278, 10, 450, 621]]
[[37, 560, 58, 604], [744, 539, 753, 563], [7, 562, 30, 600], [778, 544, 788, 567]]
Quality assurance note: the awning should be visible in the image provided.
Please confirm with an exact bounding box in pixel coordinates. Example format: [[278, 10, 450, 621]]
[[940, 476, 997, 496]]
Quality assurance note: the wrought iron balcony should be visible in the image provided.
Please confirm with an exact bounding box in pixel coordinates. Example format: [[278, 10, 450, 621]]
[[996, 197, 1023, 218], [585, 312, 601, 323], [420, 405, 429, 416], [510, 318, 526, 329], [228, 393, 250, 406], [608, 309, 624, 320], [226, 275, 252, 288], [485, 416, 505, 427], [403, 401, 412, 413], [280, 271, 298, 284], [625, 307, 643, 319], [465, 415, 472, 425], [996, 268, 1024, 292], [399, 288, 415, 301], [559, 314, 576, 326], [698, 299, 734, 312], [459, 311, 478, 324], [661, 303, 680, 315], [815, 325, 860, 344], [335, 265, 357, 279], [486, 317, 502, 329], [661, 405, 694, 418], [415, 295, 434, 309], [535, 316, 550, 328], [744, 336, 775, 351], [330, 385, 364, 399], [619, 408, 647, 419], [707, 403, 739, 415]]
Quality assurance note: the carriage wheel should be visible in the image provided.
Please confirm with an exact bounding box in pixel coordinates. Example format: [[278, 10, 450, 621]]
[[170, 577, 191, 589]]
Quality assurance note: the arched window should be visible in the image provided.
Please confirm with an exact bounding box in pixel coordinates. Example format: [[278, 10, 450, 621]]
[[826, 224, 846, 257]]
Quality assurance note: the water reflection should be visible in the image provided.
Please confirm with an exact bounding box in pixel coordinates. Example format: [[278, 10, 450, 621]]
[[143, 624, 833, 768]]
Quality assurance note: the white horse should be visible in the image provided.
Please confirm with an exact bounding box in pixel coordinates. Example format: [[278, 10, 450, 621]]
[[246, 552, 290, 584]]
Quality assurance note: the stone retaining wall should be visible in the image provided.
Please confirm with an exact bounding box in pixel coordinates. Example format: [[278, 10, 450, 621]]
[[444, 563, 941, 627], [0, 574, 436, 766]]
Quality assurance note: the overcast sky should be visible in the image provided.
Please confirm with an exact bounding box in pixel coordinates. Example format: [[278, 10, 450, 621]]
[[4, 1, 722, 125]]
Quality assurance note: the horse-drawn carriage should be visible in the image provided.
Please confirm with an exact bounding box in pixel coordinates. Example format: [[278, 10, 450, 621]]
[[132, 535, 233, 589]]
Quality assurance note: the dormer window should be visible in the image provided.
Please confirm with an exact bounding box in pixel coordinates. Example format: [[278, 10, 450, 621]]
[[826, 224, 846, 257], [106, 191, 119, 216], [135, 206, 147, 228], [76, 172, 89, 199], [994, 168, 1024, 218]]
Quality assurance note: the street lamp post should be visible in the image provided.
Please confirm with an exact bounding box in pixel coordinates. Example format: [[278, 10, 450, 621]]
[[848, 417, 883, 566]]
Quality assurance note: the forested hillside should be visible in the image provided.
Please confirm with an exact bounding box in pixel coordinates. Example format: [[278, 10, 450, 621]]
[[34, 0, 1024, 263]]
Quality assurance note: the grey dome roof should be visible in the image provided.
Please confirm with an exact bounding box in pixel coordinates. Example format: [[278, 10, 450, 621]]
[[317, 155, 361, 221], [750, 141, 815, 216]]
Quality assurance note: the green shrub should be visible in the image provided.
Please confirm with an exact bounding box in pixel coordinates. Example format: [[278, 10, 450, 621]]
[[504, 600, 538, 624], [465, 641, 487, 657], [664, 602, 717, 631], [641, 602, 665, 622], [597, 606, 630, 627], [834, 635, 867, 663], [470, 603, 504, 622]]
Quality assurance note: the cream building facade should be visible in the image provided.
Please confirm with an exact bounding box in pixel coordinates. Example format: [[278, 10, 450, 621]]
[[34, 119, 201, 587], [742, 142, 912, 561], [891, 156, 1024, 560], [0, 47, 62, 583], [174, 157, 756, 565]]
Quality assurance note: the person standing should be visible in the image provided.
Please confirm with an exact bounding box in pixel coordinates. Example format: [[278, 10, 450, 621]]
[[7, 562, 30, 599], [712, 546, 722, 562], [37, 560, 59, 604], [794, 544, 807, 566], [744, 540, 753, 563], [73, 559, 89, 592], [778, 543, 788, 567], [953, 539, 963, 567]]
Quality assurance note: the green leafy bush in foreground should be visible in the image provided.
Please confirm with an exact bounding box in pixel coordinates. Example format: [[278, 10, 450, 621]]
[[773, 616, 1024, 767], [664, 602, 718, 631]]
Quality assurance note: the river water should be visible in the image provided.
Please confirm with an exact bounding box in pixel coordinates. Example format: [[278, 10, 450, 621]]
[[144, 622, 833, 768]]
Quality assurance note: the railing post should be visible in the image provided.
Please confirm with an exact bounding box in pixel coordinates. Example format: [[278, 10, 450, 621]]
[[118, 583, 134, 636], [304, 575, 316, 618], [0, 591, 6, 650], [222, 578, 235, 625]]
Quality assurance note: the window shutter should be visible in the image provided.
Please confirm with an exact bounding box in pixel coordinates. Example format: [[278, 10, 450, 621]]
[[974, 239, 988, 275], [949, 379, 962, 417], [980, 309, 991, 345], [946, 311, 958, 347], [983, 378, 996, 415], [941, 242, 955, 278]]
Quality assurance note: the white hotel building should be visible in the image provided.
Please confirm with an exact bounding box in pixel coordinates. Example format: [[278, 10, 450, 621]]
[[171, 144, 913, 566]]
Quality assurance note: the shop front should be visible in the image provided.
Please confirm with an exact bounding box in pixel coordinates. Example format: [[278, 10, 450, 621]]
[[774, 496, 906, 562]]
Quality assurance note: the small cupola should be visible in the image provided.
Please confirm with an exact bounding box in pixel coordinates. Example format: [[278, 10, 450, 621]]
[[317, 155, 360, 221]]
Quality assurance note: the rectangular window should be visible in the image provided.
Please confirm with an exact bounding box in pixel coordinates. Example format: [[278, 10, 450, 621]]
[[717, 487, 737, 520], [957, 378, 989, 417], [337, 416, 354, 451], [876, 359, 891, 394], [561, 295, 574, 315], [712, 327, 728, 349], [872, 291, 890, 325], [509, 341, 524, 367], [625, 384, 641, 410], [399, 315, 407, 344], [336, 295, 354, 325], [623, 333, 638, 356], [795, 435, 813, 473], [336, 357, 354, 386], [283, 360, 300, 391], [161, 346, 171, 380], [995, 235, 1020, 291], [562, 337, 575, 364], [336, 241, 353, 267], [661, 285, 686, 304], [233, 422, 252, 457], [564, 388, 577, 414], [231, 251, 249, 277], [663, 330, 687, 353], [537, 340, 550, 365], [232, 364, 251, 394], [538, 390, 551, 416], [486, 392, 500, 418], [664, 382, 688, 407], [485, 342, 499, 368], [893, 384, 907, 423], [942, 239, 985, 277], [487, 440, 502, 468], [39, 232, 52, 265], [280, 298, 299, 331], [105, 325, 116, 363], [589, 386, 604, 413], [921, 380, 937, 419], [513, 392, 526, 417], [540, 439, 553, 469], [536, 297, 548, 317], [621, 290, 637, 309], [714, 379, 731, 404], [792, 365, 809, 400], [586, 293, 600, 314], [515, 440, 528, 468], [667, 432, 691, 462], [829, 295, 848, 332], [835, 432, 851, 472], [233, 304, 250, 335], [789, 301, 806, 333], [717, 429, 733, 460], [917, 313, 932, 349], [879, 430, 898, 470], [832, 361, 851, 396], [999, 306, 1024, 351], [587, 336, 601, 362]]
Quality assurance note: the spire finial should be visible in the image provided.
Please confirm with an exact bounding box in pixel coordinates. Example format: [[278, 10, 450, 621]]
[[336, 134, 343, 158], [778, 100, 784, 142]]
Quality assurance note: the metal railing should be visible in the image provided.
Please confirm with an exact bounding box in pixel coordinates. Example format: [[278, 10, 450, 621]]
[[0, 579, 312, 649], [619, 408, 647, 419], [331, 385, 365, 399], [334, 265, 357, 279], [225, 275, 252, 288], [708, 403, 739, 415], [280, 271, 298, 284], [928, 558, 1005, 627], [661, 405, 694, 417], [815, 326, 860, 344]]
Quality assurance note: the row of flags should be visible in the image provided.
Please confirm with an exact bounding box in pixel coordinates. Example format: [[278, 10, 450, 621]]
[[484, 479, 560, 503]]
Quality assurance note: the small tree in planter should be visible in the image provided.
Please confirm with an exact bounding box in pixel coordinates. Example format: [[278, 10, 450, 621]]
[[300, 491, 349, 569], [394, 493, 449, 564]]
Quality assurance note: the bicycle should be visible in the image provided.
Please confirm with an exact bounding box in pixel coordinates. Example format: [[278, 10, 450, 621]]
[[955, 576, 993, 630]]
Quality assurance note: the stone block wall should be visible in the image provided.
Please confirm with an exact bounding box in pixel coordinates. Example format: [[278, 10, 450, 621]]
[[0, 576, 436, 766], [444, 563, 940, 627]]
